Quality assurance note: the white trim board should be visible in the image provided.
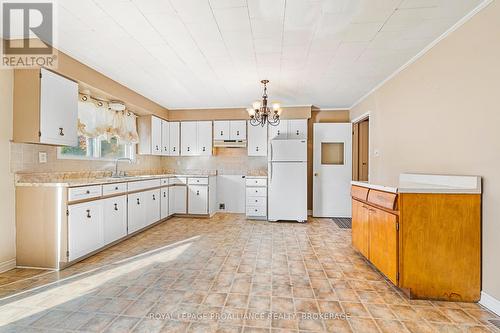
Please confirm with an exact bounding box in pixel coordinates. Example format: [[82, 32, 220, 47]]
[[480, 291, 500, 317], [0, 259, 16, 273], [351, 111, 370, 124], [349, 0, 494, 110]]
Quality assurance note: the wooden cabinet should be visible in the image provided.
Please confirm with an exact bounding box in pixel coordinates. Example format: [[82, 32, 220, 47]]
[[181, 122, 198, 156], [368, 207, 398, 285], [188, 185, 208, 215], [247, 122, 267, 156], [197, 121, 213, 156], [13, 68, 79, 146], [351, 200, 370, 258], [128, 191, 146, 233], [145, 189, 161, 226], [169, 186, 187, 215], [138, 115, 163, 155], [169, 122, 180, 156], [160, 188, 169, 219], [268, 120, 288, 140], [214, 121, 230, 140], [68, 201, 104, 261], [161, 120, 170, 156], [102, 195, 127, 244], [351, 185, 481, 302], [287, 119, 308, 139]]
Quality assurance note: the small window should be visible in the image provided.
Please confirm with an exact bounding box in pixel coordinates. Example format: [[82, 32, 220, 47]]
[[58, 135, 135, 161], [321, 142, 344, 165]]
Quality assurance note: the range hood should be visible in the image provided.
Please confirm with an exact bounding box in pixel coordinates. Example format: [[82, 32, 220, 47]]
[[213, 140, 247, 148]]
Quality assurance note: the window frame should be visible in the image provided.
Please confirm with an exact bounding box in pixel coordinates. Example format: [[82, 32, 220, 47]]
[[57, 136, 136, 161]]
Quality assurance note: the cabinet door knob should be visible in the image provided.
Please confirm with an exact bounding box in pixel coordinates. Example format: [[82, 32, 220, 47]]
[[173, 147, 176, 152], [202, 147, 206, 152], [163, 192, 166, 198], [277, 130, 280, 135], [114, 203, 118, 211], [156, 145, 159, 150], [115, 186, 118, 190], [86, 190, 90, 194], [86, 209, 91, 218], [256, 146, 259, 151], [137, 198, 140, 205], [220, 131, 223, 136], [153, 194, 156, 200], [187, 147, 190, 151], [59, 127, 64, 136], [296, 130, 299, 135], [196, 190, 200, 196], [237, 130, 240, 135]]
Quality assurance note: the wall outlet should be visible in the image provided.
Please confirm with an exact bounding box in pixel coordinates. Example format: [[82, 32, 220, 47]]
[[38, 152, 47, 163]]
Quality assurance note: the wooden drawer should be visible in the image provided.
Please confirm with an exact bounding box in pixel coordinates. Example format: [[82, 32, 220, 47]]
[[246, 206, 266, 217], [188, 177, 208, 185], [246, 178, 267, 187], [128, 179, 162, 192], [102, 183, 127, 196], [246, 187, 267, 197], [368, 189, 397, 210], [246, 196, 266, 207], [169, 177, 187, 185], [68, 185, 102, 202], [352, 185, 369, 201]]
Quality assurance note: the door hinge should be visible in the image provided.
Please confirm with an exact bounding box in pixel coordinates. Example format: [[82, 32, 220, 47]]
[[396, 272, 400, 282], [396, 222, 399, 231]]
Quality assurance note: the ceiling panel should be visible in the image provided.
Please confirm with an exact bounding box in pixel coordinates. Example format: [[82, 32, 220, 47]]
[[46, 0, 487, 109]]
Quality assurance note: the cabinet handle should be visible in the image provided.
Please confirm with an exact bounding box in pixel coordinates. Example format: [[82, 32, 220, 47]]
[[256, 146, 259, 151], [115, 186, 118, 190], [202, 147, 206, 152], [277, 130, 280, 135], [255, 190, 258, 193], [220, 131, 223, 136], [255, 199, 258, 203], [137, 198, 140, 205], [163, 192, 166, 198], [86, 190, 90, 194], [153, 194, 156, 201], [196, 190, 200, 196], [156, 145, 159, 151], [296, 130, 299, 135], [173, 147, 176, 152], [86, 209, 91, 218], [59, 127, 64, 136], [114, 203, 118, 211], [237, 130, 240, 135], [187, 147, 190, 152]]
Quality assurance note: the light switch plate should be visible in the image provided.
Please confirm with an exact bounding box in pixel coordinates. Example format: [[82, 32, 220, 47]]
[[38, 152, 47, 163]]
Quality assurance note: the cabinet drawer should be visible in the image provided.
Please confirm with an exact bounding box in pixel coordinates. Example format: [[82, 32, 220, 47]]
[[246, 206, 266, 216], [246, 196, 266, 206], [188, 177, 208, 185], [161, 178, 169, 186], [169, 177, 187, 185], [102, 183, 127, 196], [246, 187, 267, 197], [68, 185, 102, 202], [368, 189, 397, 210], [352, 185, 369, 201], [246, 178, 267, 187], [128, 179, 162, 192]]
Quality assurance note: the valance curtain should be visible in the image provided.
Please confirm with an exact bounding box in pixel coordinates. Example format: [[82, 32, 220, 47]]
[[77, 94, 139, 144]]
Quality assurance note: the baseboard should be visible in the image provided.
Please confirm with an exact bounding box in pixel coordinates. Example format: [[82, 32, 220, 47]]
[[480, 291, 500, 317], [0, 258, 16, 273]]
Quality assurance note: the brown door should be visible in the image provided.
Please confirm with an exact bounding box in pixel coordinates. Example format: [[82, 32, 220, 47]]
[[352, 199, 370, 258], [369, 208, 398, 284], [359, 120, 369, 181]]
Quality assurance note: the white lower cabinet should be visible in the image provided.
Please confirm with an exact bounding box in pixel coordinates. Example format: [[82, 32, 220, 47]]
[[68, 201, 104, 261], [128, 191, 146, 233], [102, 195, 127, 244], [161, 187, 169, 219], [169, 186, 187, 215], [145, 189, 161, 226], [188, 185, 208, 215]]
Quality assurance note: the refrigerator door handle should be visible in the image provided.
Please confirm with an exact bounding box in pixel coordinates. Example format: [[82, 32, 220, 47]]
[[270, 142, 273, 161], [270, 163, 273, 182]]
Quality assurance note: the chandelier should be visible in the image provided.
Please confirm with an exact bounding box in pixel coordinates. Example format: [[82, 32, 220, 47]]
[[247, 80, 281, 127]]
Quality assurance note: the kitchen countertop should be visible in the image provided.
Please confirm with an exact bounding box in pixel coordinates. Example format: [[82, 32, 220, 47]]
[[352, 173, 482, 194], [16, 173, 216, 188]]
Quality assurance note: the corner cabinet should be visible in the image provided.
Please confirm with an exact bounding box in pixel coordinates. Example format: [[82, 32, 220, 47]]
[[351, 185, 481, 302], [13, 68, 79, 146]]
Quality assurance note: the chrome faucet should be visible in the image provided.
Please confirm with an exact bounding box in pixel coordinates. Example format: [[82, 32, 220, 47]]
[[113, 158, 132, 178]]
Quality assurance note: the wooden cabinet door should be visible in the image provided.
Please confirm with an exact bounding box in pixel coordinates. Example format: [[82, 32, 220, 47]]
[[197, 121, 212, 156], [39, 68, 79, 146], [102, 195, 127, 245], [68, 201, 104, 261], [169, 186, 187, 214], [161, 120, 170, 156], [128, 192, 146, 233], [160, 188, 169, 219], [247, 121, 267, 156], [352, 200, 370, 258], [151, 116, 162, 155], [287, 119, 307, 139], [214, 121, 230, 140], [369, 208, 398, 284], [181, 122, 198, 156], [145, 189, 161, 226], [188, 185, 208, 215], [268, 120, 288, 140], [169, 122, 180, 156], [230, 121, 246, 140]]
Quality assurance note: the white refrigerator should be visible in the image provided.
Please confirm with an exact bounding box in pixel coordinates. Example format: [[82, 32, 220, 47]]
[[268, 139, 308, 222]]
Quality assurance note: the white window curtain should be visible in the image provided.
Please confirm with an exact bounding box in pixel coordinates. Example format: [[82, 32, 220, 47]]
[[77, 94, 139, 144]]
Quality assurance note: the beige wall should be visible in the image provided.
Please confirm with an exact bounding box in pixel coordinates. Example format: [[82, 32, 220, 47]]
[[0, 69, 16, 270], [350, 1, 500, 301], [168, 106, 312, 121]]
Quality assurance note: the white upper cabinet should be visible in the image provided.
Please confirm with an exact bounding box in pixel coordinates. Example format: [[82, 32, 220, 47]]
[[230, 121, 246, 140], [248, 122, 268, 156], [268, 120, 288, 140], [214, 121, 230, 140], [161, 120, 170, 156], [288, 119, 308, 139], [39, 69, 79, 146], [138, 115, 163, 155], [197, 121, 213, 156], [169, 122, 180, 156], [181, 122, 198, 156]]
